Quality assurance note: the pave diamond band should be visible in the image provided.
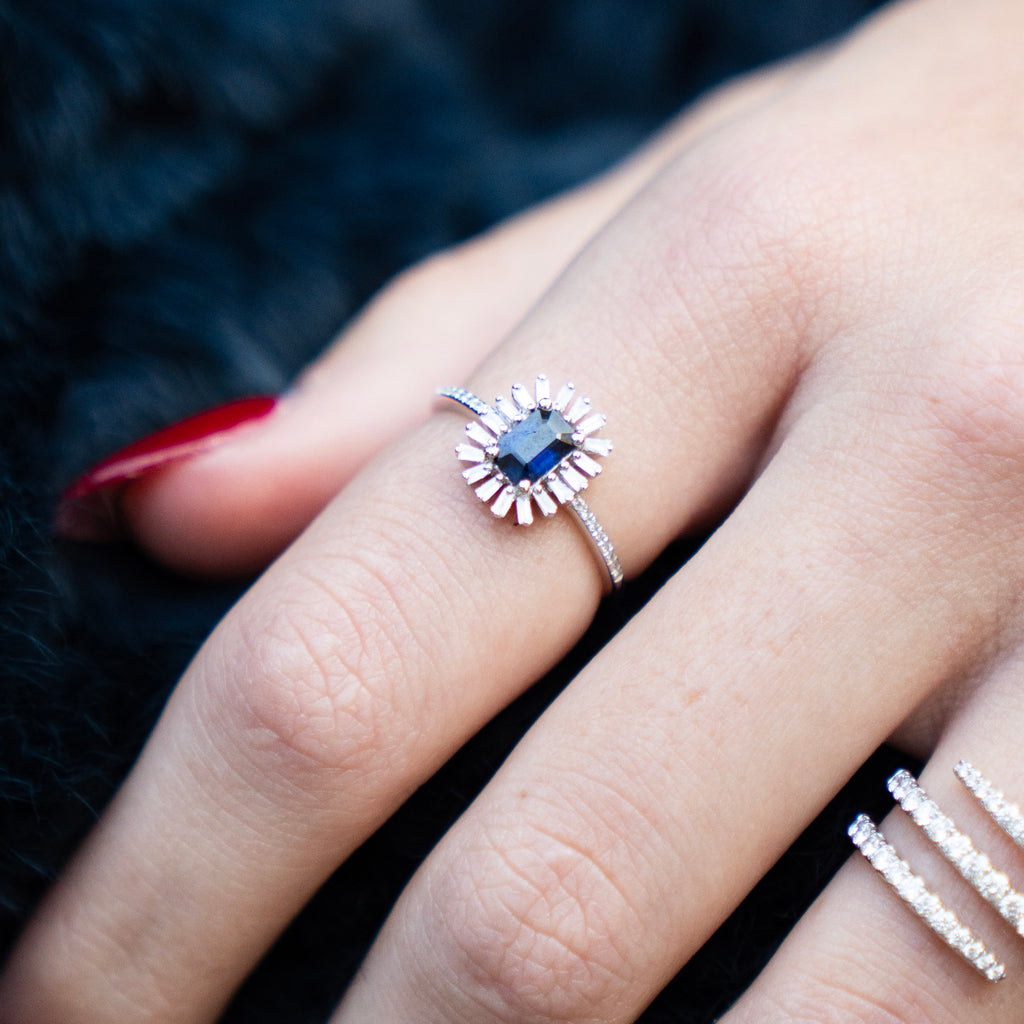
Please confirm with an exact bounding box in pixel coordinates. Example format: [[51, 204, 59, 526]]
[[889, 770, 1024, 937], [438, 375, 622, 590], [848, 814, 1006, 982], [955, 760, 1024, 848], [439, 386, 495, 421], [567, 495, 623, 588], [850, 762, 1024, 982]]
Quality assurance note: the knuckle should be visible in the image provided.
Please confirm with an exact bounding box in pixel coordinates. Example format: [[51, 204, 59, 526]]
[[678, 130, 846, 278], [647, 133, 847, 383], [220, 541, 430, 781], [916, 291, 1024, 468], [423, 819, 640, 1023], [813, 285, 1024, 546], [234, 591, 382, 775], [847, 295, 1024, 568]]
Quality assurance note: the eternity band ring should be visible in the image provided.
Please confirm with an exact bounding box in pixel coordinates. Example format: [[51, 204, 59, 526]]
[[437, 374, 623, 591]]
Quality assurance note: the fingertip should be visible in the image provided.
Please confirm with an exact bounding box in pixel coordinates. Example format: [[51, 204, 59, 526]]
[[54, 369, 434, 578], [60, 396, 280, 502], [54, 393, 336, 578], [119, 412, 348, 578], [120, 468, 294, 579]]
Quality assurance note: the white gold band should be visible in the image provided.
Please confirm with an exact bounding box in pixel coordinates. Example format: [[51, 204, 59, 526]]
[[567, 495, 623, 589]]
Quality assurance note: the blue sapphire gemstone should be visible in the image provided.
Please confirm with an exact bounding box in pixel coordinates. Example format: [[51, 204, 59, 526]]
[[496, 408, 575, 486]]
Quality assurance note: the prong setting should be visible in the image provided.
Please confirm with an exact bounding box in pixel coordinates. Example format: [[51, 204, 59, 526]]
[[535, 374, 551, 409], [511, 382, 536, 415], [553, 381, 575, 412], [566, 396, 591, 425], [495, 395, 522, 425], [466, 421, 495, 448], [447, 375, 611, 525]]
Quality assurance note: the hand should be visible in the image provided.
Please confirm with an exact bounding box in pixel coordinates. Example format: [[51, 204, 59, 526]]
[[6, 1, 1024, 1021]]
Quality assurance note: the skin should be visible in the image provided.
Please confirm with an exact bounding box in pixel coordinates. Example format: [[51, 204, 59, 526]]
[[5, 0, 1024, 1020]]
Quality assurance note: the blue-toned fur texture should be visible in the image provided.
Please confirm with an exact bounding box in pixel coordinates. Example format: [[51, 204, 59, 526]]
[[0, 1, 884, 1019]]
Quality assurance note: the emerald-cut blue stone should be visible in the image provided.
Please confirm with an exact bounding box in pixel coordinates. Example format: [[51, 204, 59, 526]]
[[496, 408, 574, 486]]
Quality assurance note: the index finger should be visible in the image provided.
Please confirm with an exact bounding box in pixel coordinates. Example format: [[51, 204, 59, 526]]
[[0, 142, 801, 1023]]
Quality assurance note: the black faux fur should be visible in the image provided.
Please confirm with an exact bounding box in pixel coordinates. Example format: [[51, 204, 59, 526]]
[[0, 1, 890, 1019]]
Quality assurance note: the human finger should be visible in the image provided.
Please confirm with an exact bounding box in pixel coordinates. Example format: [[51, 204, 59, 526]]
[[0, 104, 810, 1022], [57, 51, 812, 579], [721, 668, 1024, 1024], [327, 350, 1024, 1024]]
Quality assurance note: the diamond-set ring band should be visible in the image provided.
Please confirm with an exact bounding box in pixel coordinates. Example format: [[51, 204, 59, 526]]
[[850, 761, 1024, 981], [437, 375, 623, 590]]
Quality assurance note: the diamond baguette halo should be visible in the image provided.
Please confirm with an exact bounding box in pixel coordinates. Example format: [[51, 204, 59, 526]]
[[437, 374, 622, 589]]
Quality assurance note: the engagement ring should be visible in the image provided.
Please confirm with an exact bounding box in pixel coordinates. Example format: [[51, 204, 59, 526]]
[[437, 374, 623, 590]]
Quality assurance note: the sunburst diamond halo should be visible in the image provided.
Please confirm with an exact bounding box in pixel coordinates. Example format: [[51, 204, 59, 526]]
[[437, 374, 622, 590], [449, 374, 612, 526]]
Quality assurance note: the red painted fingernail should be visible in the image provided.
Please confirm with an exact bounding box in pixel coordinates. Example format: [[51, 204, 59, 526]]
[[57, 395, 278, 539]]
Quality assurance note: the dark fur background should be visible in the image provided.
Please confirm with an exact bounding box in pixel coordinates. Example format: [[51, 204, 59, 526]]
[[0, 1, 902, 1019]]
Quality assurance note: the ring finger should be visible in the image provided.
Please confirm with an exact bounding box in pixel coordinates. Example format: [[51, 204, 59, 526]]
[[722, 662, 1024, 1024], [0, 132, 807, 1023], [326, 374, 1024, 1024]]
